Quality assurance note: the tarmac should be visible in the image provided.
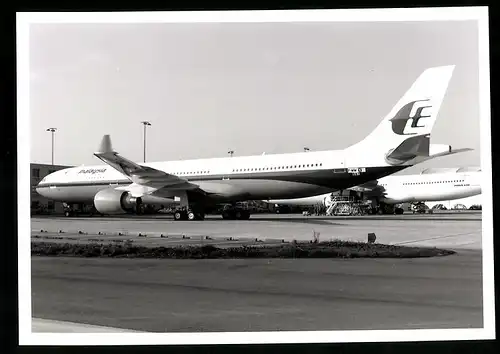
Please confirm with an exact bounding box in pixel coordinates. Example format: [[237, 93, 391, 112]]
[[30, 212, 484, 333], [31, 212, 482, 250]]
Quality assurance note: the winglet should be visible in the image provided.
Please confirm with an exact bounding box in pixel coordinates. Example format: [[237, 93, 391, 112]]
[[96, 135, 114, 154]]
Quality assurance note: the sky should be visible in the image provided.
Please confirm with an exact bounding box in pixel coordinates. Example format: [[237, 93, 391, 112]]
[[29, 19, 482, 175]]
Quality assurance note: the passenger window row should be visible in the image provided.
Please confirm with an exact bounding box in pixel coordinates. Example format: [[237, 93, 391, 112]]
[[232, 163, 323, 173], [172, 170, 210, 176], [171, 163, 324, 176]]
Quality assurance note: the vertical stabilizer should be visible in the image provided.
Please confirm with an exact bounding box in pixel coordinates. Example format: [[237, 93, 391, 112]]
[[346, 65, 455, 166]]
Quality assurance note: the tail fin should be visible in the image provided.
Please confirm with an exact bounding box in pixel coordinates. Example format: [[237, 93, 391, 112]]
[[346, 65, 455, 166]]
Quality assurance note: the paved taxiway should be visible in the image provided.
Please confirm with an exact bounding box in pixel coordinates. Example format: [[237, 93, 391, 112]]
[[31, 212, 482, 250], [31, 251, 482, 332], [30, 212, 483, 332]]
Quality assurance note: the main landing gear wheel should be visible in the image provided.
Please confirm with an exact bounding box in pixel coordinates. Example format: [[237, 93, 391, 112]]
[[189, 211, 205, 221], [174, 211, 186, 221], [174, 210, 205, 221], [222, 209, 251, 220]]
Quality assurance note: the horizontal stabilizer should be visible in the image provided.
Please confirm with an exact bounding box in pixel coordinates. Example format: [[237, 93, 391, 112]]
[[420, 165, 481, 174], [416, 147, 473, 164], [456, 166, 481, 173]]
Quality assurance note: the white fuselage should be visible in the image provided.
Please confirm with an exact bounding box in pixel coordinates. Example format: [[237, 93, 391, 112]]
[[36, 149, 408, 205], [266, 171, 482, 207], [377, 171, 482, 203]]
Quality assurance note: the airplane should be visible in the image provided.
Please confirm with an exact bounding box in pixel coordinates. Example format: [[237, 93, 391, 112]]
[[265, 168, 482, 215], [36, 65, 462, 221]]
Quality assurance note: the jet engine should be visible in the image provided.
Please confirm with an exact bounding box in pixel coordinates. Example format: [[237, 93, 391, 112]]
[[93, 188, 142, 215]]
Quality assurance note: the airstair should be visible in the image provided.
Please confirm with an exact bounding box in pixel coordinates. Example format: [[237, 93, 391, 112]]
[[325, 195, 371, 216]]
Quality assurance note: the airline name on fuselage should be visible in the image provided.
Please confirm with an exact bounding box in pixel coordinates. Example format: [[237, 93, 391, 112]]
[[78, 168, 107, 174]]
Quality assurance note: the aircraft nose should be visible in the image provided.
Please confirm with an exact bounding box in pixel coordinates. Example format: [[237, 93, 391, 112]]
[[35, 181, 47, 196]]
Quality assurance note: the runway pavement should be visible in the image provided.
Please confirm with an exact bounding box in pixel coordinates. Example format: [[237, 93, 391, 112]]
[[31, 212, 482, 250], [31, 250, 483, 332], [30, 212, 483, 333]]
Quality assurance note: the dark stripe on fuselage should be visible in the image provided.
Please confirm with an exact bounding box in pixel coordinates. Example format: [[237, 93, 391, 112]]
[[36, 166, 406, 190], [37, 180, 131, 189]]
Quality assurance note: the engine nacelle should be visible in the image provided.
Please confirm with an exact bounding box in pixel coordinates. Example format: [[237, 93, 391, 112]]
[[94, 188, 142, 215]]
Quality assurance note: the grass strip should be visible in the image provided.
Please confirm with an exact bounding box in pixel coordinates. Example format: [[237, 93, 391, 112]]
[[31, 240, 456, 259]]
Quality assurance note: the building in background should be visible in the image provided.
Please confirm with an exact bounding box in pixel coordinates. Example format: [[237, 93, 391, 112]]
[[31, 163, 72, 214]]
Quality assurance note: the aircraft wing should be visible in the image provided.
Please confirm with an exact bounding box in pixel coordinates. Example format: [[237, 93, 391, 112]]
[[94, 135, 199, 197], [346, 179, 383, 193]]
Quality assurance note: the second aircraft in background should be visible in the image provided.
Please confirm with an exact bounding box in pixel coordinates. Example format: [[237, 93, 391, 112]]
[[265, 168, 482, 215]]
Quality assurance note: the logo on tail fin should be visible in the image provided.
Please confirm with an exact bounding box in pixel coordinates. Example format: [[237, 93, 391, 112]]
[[390, 99, 432, 136]]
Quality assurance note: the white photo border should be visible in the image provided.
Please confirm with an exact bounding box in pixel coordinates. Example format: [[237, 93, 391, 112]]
[[17, 6, 494, 346]]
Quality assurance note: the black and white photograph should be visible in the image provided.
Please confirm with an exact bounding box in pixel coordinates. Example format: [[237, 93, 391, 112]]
[[17, 7, 494, 345]]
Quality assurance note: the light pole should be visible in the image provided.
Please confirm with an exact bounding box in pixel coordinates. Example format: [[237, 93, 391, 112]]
[[141, 121, 151, 163], [46, 128, 57, 165], [228, 150, 234, 157]]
